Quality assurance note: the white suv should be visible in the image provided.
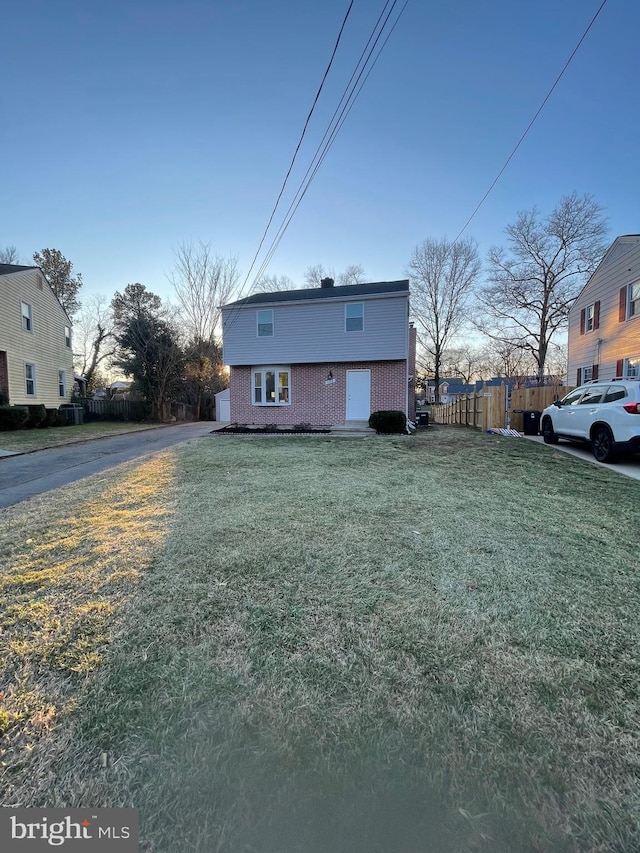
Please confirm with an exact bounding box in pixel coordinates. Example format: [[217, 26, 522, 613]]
[[540, 379, 640, 463]]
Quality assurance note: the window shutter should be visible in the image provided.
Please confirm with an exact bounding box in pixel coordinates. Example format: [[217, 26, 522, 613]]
[[594, 300, 600, 330], [616, 359, 624, 378], [592, 364, 599, 380], [576, 368, 582, 385], [580, 308, 586, 335], [619, 287, 627, 322]]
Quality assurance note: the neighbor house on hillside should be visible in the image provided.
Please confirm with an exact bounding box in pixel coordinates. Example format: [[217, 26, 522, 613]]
[[221, 278, 416, 426], [567, 235, 640, 385], [0, 264, 74, 407]]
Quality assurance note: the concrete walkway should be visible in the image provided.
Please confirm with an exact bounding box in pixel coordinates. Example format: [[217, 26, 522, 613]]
[[524, 434, 640, 482]]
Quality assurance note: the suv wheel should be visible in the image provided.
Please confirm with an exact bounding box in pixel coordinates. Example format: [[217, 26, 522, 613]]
[[542, 417, 559, 445], [592, 426, 617, 463]]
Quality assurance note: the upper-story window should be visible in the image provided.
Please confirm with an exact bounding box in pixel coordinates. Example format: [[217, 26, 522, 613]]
[[629, 282, 640, 318], [257, 309, 274, 337], [22, 302, 33, 332], [65, 325, 72, 348], [584, 304, 594, 332], [581, 300, 599, 334], [345, 302, 364, 332]]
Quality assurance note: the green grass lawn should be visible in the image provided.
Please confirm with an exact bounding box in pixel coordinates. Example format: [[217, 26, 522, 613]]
[[1, 428, 639, 852], [0, 421, 165, 452]]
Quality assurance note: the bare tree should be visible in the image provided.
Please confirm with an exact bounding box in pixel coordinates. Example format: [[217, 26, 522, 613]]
[[476, 192, 608, 384], [73, 295, 116, 392], [33, 248, 83, 317], [304, 263, 367, 287], [407, 236, 481, 403], [0, 245, 20, 263], [254, 274, 296, 293], [304, 264, 334, 287], [478, 339, 537, 380], [337, 264, 366, 286], [168, 241, 239, 343]]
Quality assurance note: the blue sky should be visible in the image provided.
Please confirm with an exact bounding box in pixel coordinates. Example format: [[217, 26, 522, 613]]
[[2, 0, 637, 304]]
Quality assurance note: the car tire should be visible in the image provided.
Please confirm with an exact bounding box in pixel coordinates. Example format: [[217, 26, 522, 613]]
[[542, 417, 559, 444], [592, 426, 618, 463]]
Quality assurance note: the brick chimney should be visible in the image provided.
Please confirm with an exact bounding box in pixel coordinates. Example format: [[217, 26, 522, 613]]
[[320, 277, 334, 289]]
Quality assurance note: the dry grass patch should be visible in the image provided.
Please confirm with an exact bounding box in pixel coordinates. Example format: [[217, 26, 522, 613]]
[[0, 453, 177, 805], [0, 421, 164, 453], [2, 428, 639, 852]]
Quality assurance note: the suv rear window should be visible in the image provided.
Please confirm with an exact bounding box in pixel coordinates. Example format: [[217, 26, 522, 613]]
[[603, 386, 628, 403], [579, 386, 607, 404]]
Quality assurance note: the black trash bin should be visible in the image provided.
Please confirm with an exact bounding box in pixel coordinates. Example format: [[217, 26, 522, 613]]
[[523, 409, 541, 436], [416, 411, 430, 428]]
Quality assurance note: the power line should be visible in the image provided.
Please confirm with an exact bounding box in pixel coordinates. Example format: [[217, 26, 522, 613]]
[[238, 1, 355, 297], [251, 0, 408, 289], [224, 0, 408, 335], [452, 0, 609, 244]]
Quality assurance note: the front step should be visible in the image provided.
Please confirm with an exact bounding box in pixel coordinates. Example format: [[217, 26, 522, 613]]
[[330, 420, 375, 434]]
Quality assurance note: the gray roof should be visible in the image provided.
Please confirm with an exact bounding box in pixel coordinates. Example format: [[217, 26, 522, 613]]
[[224, 279, 409, 308], [0, 263, 38, 276]]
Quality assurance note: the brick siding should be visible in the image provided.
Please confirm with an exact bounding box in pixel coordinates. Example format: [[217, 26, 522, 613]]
[[230, 360, 408, 425]]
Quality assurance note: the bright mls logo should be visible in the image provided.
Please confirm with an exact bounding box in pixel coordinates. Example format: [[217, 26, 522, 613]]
[[0, 809, 138, 851]]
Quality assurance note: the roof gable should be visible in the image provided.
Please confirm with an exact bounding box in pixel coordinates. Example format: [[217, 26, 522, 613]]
[[571, 235, 640, 306]]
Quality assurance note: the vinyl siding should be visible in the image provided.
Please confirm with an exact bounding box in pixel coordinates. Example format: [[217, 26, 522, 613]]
[[0, 269, 74, 406], [568, 237, 640, 383], [222, 292, 409, 365]]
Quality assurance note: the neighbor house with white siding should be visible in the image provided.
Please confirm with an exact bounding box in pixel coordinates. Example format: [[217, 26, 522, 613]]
[[567, 235, 640, 386], [221, 278, 416, 426], [0, 264, 74, 407]]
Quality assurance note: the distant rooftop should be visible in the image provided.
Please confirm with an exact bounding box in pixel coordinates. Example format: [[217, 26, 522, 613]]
[[0, 263, 38, 276], [223, 279, 409, 308]]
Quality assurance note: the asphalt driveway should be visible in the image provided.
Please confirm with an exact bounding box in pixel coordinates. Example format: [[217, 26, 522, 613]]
[[525, 434, 640, 481], [0, 422, 215, 509]]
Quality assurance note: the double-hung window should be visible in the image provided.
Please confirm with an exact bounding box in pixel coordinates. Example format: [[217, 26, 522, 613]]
[[252, 366, 290, 405], [25, 363, 36, 396], [257, 309, 274, 337], [582, 365, 593, 383], [345, 302, 364, 332], [59, 370, 66, 397], [22, 302, 33, 332], [584, 304, 594, 332], [629, 282, 640, 319], [625, 356, 640, 378], [64, 325, 72, 348]]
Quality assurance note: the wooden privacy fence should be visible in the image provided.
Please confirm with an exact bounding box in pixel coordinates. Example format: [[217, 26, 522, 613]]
[[509, 386, 572, 432], [432, 384, 574, 432], [432, 385, 506, 431]]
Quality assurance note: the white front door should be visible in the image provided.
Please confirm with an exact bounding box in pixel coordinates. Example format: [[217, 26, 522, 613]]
[[346, 369, 371, 420]]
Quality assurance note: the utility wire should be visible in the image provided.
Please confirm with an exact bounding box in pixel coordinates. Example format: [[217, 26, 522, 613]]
[[238, 1, 355, 298], [452, 0, 609, 244], [255, 1, 409, 283], [224, 0, 407, 336], [251, 0, 406, 288]]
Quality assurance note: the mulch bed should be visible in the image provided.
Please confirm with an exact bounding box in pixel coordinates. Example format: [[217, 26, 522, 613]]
[[212, 426, 332, 435]]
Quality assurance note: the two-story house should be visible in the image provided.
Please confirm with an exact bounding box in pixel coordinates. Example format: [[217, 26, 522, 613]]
[[567, 235, 640, 385], [221, 278, 416, 426], [0, 264, 74, 407]]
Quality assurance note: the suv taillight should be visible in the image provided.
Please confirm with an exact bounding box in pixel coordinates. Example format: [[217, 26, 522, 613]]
[[623, 402, 640, 414]]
